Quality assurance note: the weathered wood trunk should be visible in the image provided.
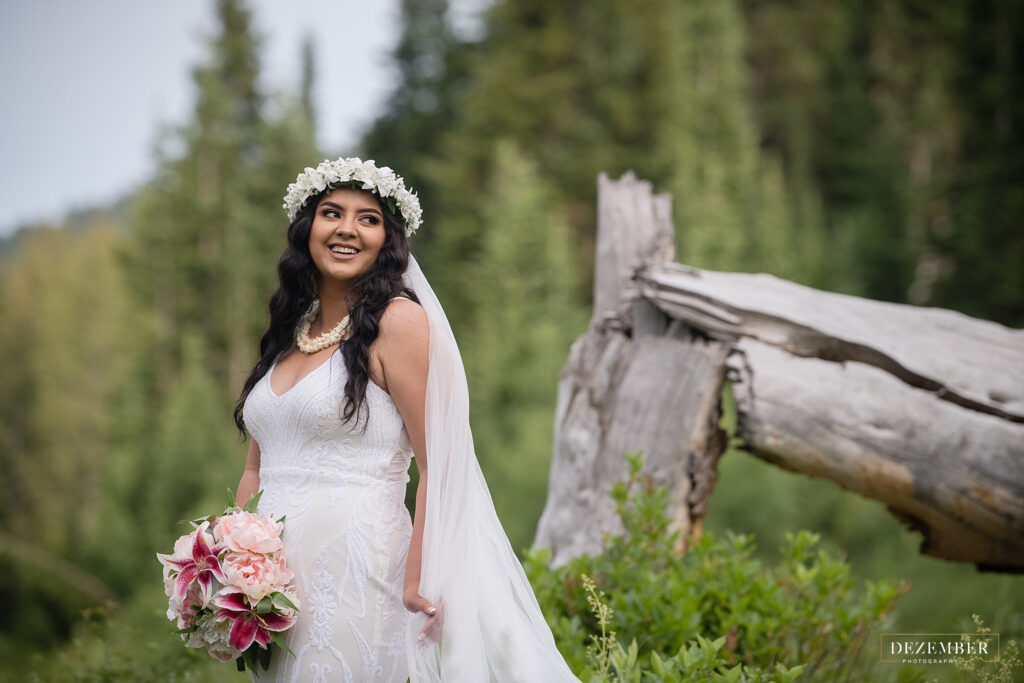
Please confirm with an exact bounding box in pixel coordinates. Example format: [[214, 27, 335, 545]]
[[534, 171, 1024, 572]]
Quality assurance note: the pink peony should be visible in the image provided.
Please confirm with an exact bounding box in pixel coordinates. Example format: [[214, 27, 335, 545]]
[[222, 551, 294, 602], [214, 511, 284, 555]]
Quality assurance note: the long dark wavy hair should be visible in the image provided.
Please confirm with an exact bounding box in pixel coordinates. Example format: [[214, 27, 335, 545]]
[[233, 187, 420, 439]]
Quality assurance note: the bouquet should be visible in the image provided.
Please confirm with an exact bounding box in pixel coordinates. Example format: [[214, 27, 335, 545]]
[[157, 491, 299, 672]]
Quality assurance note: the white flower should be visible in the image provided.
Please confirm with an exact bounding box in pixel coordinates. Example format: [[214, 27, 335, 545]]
[[279, 586, 301, 619], [282, 156, 423, 236], [187, 611, 241, 662]]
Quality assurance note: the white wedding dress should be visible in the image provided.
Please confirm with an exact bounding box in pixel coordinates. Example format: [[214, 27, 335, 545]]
[[243, 320, 414, 683]]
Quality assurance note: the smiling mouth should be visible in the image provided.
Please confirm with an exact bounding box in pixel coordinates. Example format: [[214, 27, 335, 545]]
[[329, 246, 360, 255]]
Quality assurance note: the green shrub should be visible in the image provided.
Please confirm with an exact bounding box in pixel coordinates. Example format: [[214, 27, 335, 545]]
[[525, 451, 909, 681]]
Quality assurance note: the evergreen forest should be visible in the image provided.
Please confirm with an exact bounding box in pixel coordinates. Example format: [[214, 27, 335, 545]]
[[1, 0, 1021, 680]]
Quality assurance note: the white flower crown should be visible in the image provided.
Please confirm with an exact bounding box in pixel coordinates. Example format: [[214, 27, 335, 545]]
[[282, 157, 422, 237]]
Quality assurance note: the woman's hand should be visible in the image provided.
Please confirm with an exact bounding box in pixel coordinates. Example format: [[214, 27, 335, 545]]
[[403, 589, 443, 646]]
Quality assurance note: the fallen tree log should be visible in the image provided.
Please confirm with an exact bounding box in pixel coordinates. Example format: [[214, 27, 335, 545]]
[[534, 171, 1024, 572]]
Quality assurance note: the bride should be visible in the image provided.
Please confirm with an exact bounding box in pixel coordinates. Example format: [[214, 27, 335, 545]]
[[233, 158, 581, 681]]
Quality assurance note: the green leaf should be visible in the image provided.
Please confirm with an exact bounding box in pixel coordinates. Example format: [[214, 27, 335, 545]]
[[256, 596, 273, 614], [718, 664, 742, 683], [271, 591, 299, 611], [242, 647, 259, 672], [780, 663, 806, 681], [269, 628, 296, 656], [243, 489, 264, 513], [650, 651, 668, 677]]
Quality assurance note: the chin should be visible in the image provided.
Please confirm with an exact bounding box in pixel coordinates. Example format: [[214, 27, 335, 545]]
[[322, 265, 370, 282]]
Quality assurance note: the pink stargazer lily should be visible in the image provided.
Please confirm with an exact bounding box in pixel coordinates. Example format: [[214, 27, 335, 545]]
[[215, 587, 296, 652], [157, 522, 225, 608]]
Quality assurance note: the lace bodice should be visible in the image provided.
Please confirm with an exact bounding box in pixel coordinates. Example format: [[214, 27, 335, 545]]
[[244, 348, 414, 492]]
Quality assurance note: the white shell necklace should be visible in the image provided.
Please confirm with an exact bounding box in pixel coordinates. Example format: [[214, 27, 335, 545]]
[[296, 299, 351, 353]]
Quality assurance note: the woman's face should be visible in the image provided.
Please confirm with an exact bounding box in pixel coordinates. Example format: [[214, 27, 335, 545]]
[[308, 187, 387, 292]]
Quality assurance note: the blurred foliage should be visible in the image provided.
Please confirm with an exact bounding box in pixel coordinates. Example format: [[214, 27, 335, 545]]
[[15, 589, 248, 683], [362, 0, 1024, 326], [463, 139, 588, 544], [1, 0, 1022, 679]]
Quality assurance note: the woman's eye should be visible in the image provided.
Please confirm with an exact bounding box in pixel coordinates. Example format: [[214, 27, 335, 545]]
[[361, 216, 380, 225], [323, 209, 339, 218]]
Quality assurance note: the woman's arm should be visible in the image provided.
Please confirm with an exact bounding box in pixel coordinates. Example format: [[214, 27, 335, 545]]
[[406, 462, 428, 601], [236, 437, 261, 508], [376, 298, 440, 641]]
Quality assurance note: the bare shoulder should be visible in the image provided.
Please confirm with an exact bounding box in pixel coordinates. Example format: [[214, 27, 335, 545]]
[[379, 297, 429, 351], [381, 297, 427, 329], [377, 298, 429, 399]]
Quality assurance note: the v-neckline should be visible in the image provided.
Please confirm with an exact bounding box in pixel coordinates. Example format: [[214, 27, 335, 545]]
[[267, 350, 338, 399]]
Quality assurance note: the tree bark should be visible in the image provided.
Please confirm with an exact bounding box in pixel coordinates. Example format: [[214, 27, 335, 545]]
[[534, 171, 1024, 572], [535, 172, 730, 566]]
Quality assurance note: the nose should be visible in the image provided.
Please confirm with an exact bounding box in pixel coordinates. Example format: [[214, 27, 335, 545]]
[[335, 214, 358, 236]]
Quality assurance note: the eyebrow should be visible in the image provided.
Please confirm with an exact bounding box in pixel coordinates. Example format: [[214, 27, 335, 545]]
[[320, 201, 383, 217]]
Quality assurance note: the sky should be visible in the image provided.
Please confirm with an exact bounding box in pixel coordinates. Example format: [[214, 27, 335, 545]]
[[0, 0, 486, 237]]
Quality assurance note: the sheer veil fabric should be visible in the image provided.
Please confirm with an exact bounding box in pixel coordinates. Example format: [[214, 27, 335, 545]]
[[401, 253, 581, 682]]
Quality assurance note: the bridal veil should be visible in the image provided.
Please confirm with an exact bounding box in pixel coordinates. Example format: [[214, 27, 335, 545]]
[[400, 252, 580, 682]]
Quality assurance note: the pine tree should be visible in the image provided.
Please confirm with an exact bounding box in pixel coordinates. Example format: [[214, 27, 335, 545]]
[[127, 0, 319, 399], [465, 140, 588, 551], [413, 0, 808, 323], [360, 0, 468, 266], [931, 0, 1024, 326], [648, 0, 800, 277]]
